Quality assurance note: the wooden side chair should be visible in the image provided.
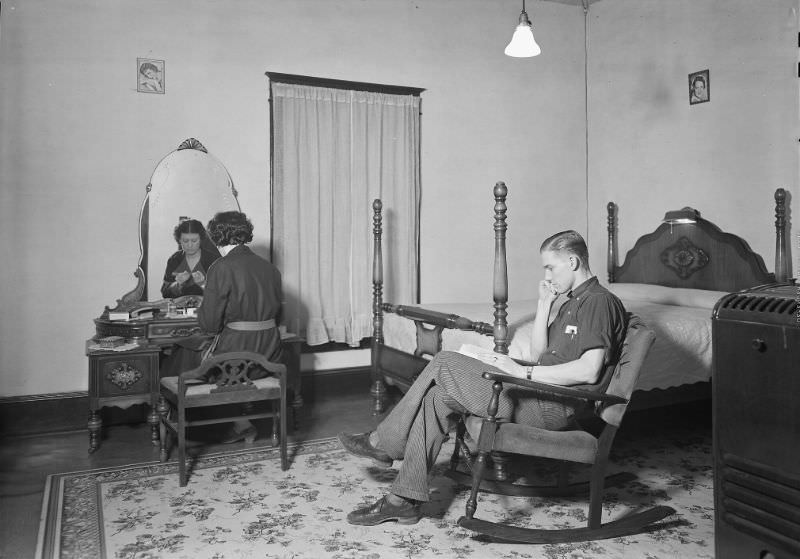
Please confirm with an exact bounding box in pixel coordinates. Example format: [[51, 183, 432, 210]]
[[447, 315, 675, 543], [157, 351, 288, 486]]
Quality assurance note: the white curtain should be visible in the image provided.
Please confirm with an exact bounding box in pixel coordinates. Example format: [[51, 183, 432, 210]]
[[271, 82, 420, 346]]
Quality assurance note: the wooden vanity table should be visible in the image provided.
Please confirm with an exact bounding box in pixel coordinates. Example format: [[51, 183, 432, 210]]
[[87, 314, 304, 453]]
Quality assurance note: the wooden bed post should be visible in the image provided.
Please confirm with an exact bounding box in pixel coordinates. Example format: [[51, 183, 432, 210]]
[[370, 199, 387, 414], [607, 202, 617, 283], [774, 188, 787, 283], [493, 182, 509, 355]]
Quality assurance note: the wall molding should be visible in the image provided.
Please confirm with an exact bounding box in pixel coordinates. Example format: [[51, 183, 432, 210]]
[[0, 390, 88, 405], [0, 367, 373, 438], [1, 391, 90, 437]]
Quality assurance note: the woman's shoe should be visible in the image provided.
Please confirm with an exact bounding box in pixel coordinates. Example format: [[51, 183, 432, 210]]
[[220, 425, 257, 444]]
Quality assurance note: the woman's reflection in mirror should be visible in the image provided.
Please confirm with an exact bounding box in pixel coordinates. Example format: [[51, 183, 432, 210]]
[[161, 219, 221, 299]]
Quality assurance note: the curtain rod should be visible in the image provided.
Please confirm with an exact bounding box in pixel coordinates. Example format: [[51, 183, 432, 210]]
[[266, 72, 425, 96]]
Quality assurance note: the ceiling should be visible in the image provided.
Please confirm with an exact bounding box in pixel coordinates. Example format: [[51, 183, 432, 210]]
[[542, 0, 602, 7]]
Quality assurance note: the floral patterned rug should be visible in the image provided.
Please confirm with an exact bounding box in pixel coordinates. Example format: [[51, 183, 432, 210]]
[[37, 427, 714, 559]]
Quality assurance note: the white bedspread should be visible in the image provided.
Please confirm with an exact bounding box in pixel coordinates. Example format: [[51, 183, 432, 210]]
[[381, 287, 722, 392]]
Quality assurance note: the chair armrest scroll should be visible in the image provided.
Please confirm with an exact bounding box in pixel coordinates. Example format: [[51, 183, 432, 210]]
[[480, 371, 627, 405]]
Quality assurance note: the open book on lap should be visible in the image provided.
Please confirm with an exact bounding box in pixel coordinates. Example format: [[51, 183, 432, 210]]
[[456, 343, 517, 375]]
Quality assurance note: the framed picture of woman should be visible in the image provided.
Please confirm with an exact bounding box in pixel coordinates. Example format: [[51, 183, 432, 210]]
[[137, 58, 165, 94], [689, 70, 709, 105]]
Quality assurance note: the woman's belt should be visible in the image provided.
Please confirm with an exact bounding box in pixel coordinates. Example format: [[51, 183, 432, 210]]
[[226, 319, 277, 331]]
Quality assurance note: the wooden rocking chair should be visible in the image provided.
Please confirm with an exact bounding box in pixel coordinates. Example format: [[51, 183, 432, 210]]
[[157, 351, 288, 486], [447, 315, 675, 543]]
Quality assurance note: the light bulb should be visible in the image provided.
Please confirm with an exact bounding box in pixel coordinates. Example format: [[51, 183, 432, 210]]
[[504, 22, 541, 57]]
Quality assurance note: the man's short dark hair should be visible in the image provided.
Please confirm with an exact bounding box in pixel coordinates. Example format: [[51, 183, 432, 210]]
[[540, 230, 589, 268]]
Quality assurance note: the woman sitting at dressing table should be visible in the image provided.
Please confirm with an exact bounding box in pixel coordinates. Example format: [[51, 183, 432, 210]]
[[161, 219, 220, 298]]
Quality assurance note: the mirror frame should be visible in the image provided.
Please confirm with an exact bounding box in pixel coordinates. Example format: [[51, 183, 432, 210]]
[[107, 138, 239, 312]]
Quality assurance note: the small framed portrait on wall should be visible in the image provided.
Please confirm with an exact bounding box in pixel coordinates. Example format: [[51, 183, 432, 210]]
[[689, 69, 709, 105], [137, 58, 165, 94]]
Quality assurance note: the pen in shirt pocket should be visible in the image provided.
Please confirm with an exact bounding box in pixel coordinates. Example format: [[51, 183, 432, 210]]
[[565, 325, 578, 339]]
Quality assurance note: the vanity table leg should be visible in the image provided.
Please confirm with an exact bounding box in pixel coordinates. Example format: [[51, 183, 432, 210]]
[[87, 409, 102, 453]]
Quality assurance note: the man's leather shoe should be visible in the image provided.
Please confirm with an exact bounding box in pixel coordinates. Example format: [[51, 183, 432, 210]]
[[220, 425, 257, 444], [338, 432, 393, 467], [347, 495, 421, 526]]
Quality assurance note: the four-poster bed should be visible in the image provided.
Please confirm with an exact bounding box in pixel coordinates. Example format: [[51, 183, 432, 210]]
[[369, 184, 790, 414]]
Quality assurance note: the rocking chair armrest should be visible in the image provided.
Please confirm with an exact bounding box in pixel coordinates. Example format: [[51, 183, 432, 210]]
[[480, 371, 627, 405], [510, 357, 536, 367]]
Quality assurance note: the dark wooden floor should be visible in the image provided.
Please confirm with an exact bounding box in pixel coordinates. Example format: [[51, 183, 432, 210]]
[[0, 370, 395, 559], [0, 370, 711, 559]]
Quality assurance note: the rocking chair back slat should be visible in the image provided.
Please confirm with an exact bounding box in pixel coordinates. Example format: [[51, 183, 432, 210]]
[[599, 315, 655, 427]]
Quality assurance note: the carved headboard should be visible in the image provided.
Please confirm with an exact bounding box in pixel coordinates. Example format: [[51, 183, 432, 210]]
[[606, 189, 788, 292]]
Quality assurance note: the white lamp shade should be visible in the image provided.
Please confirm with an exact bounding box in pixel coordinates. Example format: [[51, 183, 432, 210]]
[[504, 23, 541, 57]]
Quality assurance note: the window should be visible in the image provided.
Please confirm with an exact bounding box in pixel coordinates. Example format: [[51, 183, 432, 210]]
[[268, 73, 423, 347]]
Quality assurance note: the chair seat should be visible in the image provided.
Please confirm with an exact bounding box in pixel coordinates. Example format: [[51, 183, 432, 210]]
[[465, 416, 599, 465], [160, 375, 280, 397]]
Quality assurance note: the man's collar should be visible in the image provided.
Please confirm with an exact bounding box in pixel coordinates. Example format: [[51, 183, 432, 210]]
[[218, 245, 237, 257], [566, 276, 598, 299]]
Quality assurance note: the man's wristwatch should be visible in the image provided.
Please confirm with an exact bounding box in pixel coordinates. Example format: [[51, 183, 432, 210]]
[[526, 366, 533, 380]]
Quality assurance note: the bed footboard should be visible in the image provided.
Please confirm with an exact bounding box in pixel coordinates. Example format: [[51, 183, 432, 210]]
[[383, 304, 492, 357], [370, 183, 509, 414]]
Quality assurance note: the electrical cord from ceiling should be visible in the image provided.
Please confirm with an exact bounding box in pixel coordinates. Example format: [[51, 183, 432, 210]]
[[583, 0, 590, 248]]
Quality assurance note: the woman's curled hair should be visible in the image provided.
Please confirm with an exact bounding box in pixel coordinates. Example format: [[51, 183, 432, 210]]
[[207, 211, 254, 246], [173, 219, 207, 246]]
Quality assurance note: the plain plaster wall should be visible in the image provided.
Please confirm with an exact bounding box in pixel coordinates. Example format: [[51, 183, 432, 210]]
[[0, 0, 587, 396], [1, 0, 797, 398], [586, 0, 799, 280]]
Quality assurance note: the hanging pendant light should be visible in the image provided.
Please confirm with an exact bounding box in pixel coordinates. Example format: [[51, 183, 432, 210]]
[[505, 0, 541, 57]]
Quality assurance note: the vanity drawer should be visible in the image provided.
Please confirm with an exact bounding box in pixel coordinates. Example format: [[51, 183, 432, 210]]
[[88, 349, 159, 403], [147, 319, 203, 339]]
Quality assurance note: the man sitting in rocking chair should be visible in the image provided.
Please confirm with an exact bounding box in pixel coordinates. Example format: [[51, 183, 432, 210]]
[[338, 230, 628, 526]]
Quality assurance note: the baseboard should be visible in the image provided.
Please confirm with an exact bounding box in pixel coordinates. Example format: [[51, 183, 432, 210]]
[[0, 391, 90, 437], [299, 366, 372, 403], [0, 367, 374, 438]]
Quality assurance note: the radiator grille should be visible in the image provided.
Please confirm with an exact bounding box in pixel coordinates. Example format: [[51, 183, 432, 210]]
[[721, 454, 800, 556], [715, 286, 798, 325]]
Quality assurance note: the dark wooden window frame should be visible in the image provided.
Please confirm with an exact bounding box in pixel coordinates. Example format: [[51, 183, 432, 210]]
[[266, 72, 424, 96]]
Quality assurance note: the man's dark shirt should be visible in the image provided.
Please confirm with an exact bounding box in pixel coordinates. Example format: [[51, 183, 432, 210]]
[[538, 276, 628, 390]]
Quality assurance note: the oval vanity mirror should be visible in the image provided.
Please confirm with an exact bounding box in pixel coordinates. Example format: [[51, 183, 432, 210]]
[[110, 138, 241, 308], [144, 138, 240, 300]]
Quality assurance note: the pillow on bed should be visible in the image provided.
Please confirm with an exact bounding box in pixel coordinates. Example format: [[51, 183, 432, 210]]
[[607, 283, 728, 309]]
